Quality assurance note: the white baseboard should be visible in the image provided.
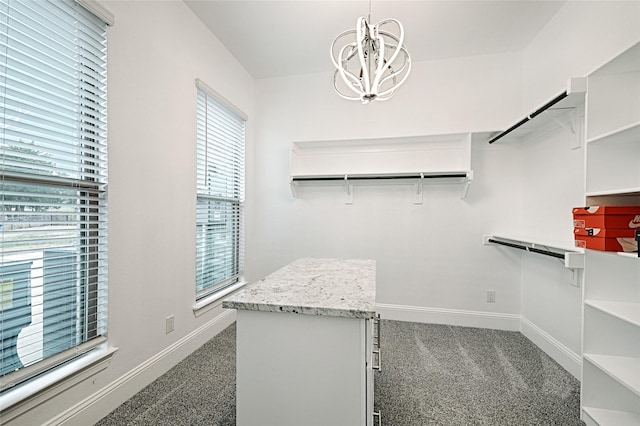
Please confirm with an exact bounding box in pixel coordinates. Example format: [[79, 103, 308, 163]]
[[47, 309, 236, 426], [520, 316, 582, 380], [377, 304, 581, 380], [376, 303, 521, 331]]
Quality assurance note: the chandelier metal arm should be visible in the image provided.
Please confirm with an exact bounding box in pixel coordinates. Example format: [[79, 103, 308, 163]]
[[330, 29, 357, 68], [356, 17, 372, 95], [377, 51, 411, 97], [336, 46, 367, 97], [372, 22, 403, 82], [333, 77, 363, 101], [370, 36, 387, 95]]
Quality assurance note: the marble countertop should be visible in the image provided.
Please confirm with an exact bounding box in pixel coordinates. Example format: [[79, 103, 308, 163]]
[[222, 258, 376, 319]]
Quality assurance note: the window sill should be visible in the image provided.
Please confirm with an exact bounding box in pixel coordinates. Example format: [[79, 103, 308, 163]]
[[0, 344, 118, 422], [192, 280, 248, 318]]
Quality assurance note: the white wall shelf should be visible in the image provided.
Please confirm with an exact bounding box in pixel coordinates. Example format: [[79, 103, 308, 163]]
[[584, 354, 640, 397], [584, 191, 640, 209], [488, 77, 586, 145], [618, 251, 640, 259], [585, 187, 640, 197], [586, 120, 640, 145], [584, 300, 640, 328], [582, 407, 640, 426], [483, 234, 584, 269], [290, 133, 484, 203], [586, 43, 640, 141], [585, 122, 640, 195]]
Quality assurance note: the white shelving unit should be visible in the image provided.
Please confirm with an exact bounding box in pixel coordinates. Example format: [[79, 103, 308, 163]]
[[289, 133, 483, 203], [581, 41, 640, 426], [582, 251, 640, 426]]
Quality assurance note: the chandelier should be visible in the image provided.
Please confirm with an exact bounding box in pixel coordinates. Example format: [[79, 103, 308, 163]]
[[330, 14, 411, 103]]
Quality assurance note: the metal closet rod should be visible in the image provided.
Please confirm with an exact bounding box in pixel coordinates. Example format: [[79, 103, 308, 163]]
[[487, 238, 566, 260], [488, 91, 569, 144], [291, 173, 468, 182]]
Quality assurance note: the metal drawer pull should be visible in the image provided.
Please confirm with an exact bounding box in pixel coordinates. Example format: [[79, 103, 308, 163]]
[[373, 348, 381, 371], [373, 314, 382, 371], [373, 411, 382, 426]]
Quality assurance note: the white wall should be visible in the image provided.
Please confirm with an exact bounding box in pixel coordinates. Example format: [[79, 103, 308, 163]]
[[523, 0, 640, 110], [4, 2, 255, 424], [104, 0, 255, 379], [517, 124, 586, 377], [253, 52, 526, 327]]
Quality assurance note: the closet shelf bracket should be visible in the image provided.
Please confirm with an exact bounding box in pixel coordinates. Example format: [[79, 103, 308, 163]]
[[414, 173, 424, 205], [545, 107, 576, 135], [460, 171, 473, 199], [345, 175, 353, 204]]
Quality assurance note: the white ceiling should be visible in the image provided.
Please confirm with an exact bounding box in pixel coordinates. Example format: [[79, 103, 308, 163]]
[[184, 0, 566, 79]]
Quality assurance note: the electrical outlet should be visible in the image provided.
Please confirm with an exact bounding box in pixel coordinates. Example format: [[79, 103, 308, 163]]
[[166, 315, 175, 334], [486, 290, 496, 303]]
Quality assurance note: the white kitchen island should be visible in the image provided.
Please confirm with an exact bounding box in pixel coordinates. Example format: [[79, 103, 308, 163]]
[[222, 258, 378, 426]]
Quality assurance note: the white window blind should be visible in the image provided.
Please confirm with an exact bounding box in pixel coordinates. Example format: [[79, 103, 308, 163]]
[[196, 80, 245, 299], [0, 0, 108, 389]]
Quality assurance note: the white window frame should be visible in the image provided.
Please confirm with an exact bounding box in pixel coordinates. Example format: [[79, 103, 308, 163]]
[[194, 79, 246, 308], [0, 0, 115, 413]]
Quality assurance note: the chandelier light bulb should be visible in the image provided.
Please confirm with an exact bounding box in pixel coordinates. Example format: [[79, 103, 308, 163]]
[[331, 16, 411, 103]]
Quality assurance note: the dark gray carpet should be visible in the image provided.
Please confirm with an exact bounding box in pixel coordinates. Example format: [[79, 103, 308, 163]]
[[96, 320, 583, 426], [376, 321, 583, 426], [96, 324, 237, 426]]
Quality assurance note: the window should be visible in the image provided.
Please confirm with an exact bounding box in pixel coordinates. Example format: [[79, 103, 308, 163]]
[[195, 80, 245, 299], [0, 0, 108, 388]]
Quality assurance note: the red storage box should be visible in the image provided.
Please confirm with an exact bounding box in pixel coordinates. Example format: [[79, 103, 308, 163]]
[[574, 235, 638, 252], [572, 206, 640, 229], [574, 228, 639, 252], [574, 228, 638, 238]]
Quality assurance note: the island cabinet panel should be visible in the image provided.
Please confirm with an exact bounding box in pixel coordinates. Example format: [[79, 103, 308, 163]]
[[236, 310, 371, 426], [223, 258, 377, 426]]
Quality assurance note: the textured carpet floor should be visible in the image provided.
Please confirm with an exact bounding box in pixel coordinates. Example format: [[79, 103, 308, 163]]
[[96, 320, 583, 426], [96, 323, 237, 426], [375, 321, 583, 425]]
